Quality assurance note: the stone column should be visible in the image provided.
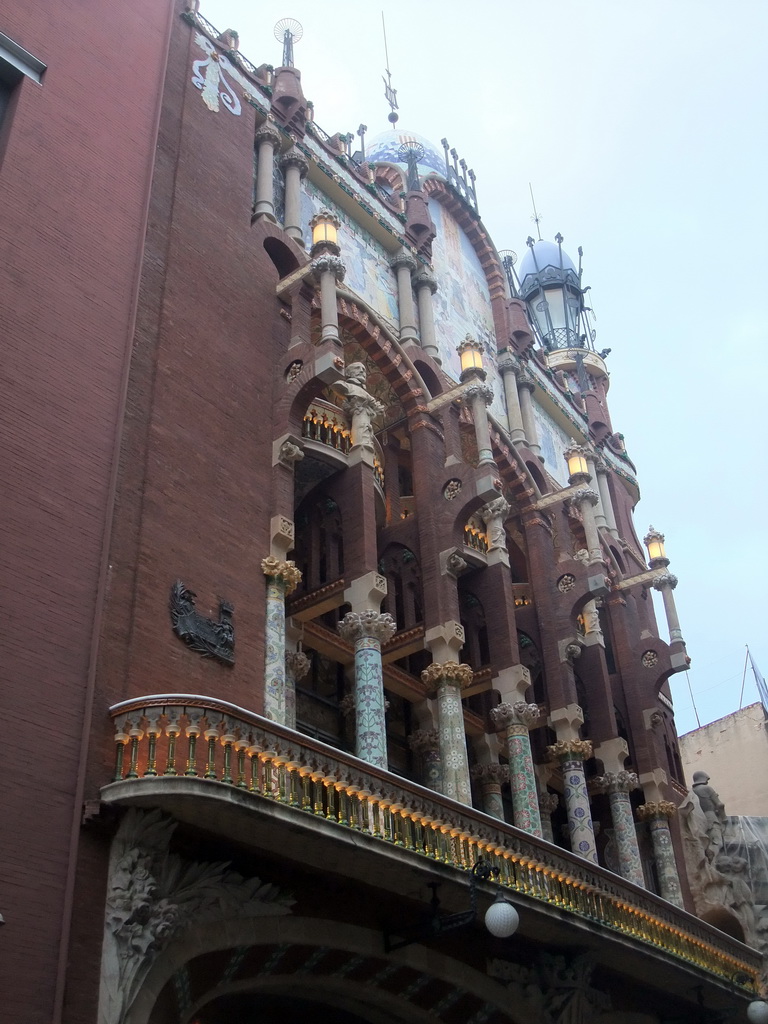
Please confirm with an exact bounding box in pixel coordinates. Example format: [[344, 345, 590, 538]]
[[470, 763, 509, 820], [491, 701, 543, 836], [581, 599, 603, 646], [409, 728, 443, 793], [413, 268, 439, 361], [652, 572, 684, 644], [547, 739, 598, 863], [538, 791, 560, 843], [479, 496, 510, 565], [421, 661, 474, 805], [595, 771, 645, 887], [572, 487, 603, 565], [595, 458, 619, 539], [498, 352, 526, 445], [390, 248, 419, 349], [338, 610, 397, 769], [311, 252, 346, 346], [284, 649, 310, 730], [463, 380, 495, 469], [517, 372, 541, 458], [585, 450, 607, 530], [253, 121, 282, 221], [280, 144, 309, 244], [637, 801, 684, 907], [261, 557, 302, 724]]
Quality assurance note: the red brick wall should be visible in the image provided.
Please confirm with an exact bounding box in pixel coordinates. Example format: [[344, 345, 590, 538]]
[[0, 1, 176, 1019]]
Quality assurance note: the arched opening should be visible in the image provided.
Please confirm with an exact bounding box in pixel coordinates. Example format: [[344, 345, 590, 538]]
[[413, 358, 442, 398], [264, 235, 300, 279], [700, 906, 746, 943], [525, 459, 548, 494]]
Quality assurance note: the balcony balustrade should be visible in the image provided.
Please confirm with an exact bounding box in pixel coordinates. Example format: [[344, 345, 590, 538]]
[[302, 398, 385, 491], [105, 694, 760, 993]]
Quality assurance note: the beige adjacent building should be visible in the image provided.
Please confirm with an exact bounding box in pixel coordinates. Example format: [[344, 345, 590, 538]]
[[680, 703, 768, 816]]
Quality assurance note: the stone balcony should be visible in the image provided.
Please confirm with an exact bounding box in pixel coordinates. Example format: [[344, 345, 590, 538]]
[[103, 694, 761, 1004]]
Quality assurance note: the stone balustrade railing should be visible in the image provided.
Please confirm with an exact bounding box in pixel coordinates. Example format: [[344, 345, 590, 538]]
[[302, 398, 385, 490], [107, 694, 760, 992]]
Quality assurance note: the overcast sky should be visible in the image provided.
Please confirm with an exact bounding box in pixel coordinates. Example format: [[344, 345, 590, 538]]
[[204, 0, 767, 737]]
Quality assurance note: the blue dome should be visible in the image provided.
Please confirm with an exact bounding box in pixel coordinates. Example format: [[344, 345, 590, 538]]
[[518, 239, 577, 281], [366, 129, 446, 179]]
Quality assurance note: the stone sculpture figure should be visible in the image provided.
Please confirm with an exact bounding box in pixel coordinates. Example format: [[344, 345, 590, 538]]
[[331, 361, 383, 450], [692, 770, 727, 858]]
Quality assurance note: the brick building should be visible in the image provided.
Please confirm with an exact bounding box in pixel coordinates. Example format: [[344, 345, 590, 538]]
[[1, 3, 764, 1023]]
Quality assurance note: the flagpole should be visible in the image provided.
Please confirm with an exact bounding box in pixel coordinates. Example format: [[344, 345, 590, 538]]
[[739, 644, 750, 708]]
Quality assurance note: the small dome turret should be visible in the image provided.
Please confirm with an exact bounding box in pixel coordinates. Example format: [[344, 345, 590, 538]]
[[518, 234, 586, 352], [366, 129, 445, 181]]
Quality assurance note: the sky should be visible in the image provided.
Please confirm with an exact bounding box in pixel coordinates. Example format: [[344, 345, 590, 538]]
[[203, 0, 767, 736]]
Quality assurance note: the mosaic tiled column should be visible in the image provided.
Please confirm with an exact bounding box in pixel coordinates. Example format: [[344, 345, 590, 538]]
[[547, 739, 598, 863], [637, 801, 684, 907], [261, 557, 302, 724], [284, 649, 310, 731], [338, 610, 396, 769], [538, 791, 560, 843], [253, 121, 281, 220], [491, 701, 543, 836], [470, 763, 509, 820], [409, 728, 442, 793], [421, 662, 474, 805], [595, 771, 645, 887]]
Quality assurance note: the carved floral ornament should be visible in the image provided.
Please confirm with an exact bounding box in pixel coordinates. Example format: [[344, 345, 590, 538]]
[[557, 573, 576, 593], [285, 649, 311, 679], [261, 556, 302, 594], [652, 572, 679, 591], [546, 739, 594, 762], [470, 762, 510, 784], [408, 728, 440, 753], [538, 791, 561, 815], [337, 609, 397, 645], [593, 770, 640, 794], [463, 381, 494, 406], [641, 649, 659, 668], [443, 478, 462, 500], [310, 252, 346, 281], [637, 800, 677, 821], [420, 660, 474, 691], [571, 487, 600, 508], [100, 809, 293, 1024], [490, 701, 540, 729]]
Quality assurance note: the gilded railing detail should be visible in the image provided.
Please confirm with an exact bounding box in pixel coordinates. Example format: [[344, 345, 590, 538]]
[[106, 695, 760, 991]]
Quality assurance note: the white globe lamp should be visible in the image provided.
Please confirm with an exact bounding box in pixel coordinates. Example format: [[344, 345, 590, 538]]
[[484, 892, 519, 939], [747, 1001, 768, 1024]]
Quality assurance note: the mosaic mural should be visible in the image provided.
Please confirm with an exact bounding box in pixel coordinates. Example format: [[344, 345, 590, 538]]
[[301, 182, 399, 328], [533, 400, 571, 486], [428, 201, 507, 425]]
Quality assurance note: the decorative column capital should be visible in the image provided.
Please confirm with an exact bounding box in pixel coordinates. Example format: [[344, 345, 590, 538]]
[[389, 247, 418, 273], [564, 439, 591, 462], [517, 370, 536, 392], [636, 800, 677, 821], [463, 381, 494, 406], [470, 763, 510, 784], [255, 121, 282, 147], [547, 738, 593, 762], [497, 350, 521, 377], [491, 700, 540, 729], [261, 556, 302, 594], [408, 728, 440, 753], [571, 487, 600, 508], [539, 791, 560, 815], [594, 770, 639, 794], [310, 252, 346, 282], [412, 267, 437, 293], [280, 143, 309, 176], [421, 660, 474, 692], [338, 609, 397, 645], [652, 572, 678, 591], [285, 650, 311, 680]]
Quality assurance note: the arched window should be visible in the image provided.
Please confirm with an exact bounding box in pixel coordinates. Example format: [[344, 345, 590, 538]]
[[379, 545, 423, 631], [459, 590, 490, 670], [294, 494, 344, 592]]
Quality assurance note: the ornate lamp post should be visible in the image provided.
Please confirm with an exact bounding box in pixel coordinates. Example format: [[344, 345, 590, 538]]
[[309, 210, 345, 345], [457, 336, 495, 469]]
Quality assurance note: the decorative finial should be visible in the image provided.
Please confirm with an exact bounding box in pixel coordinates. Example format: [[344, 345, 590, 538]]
[[274, 18, 302, 68]]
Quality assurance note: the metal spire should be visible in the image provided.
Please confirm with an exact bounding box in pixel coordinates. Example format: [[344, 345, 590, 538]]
[[529, 183, 543, 240], [382, 13, 399, 125], [274, 18, 302, 68]]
